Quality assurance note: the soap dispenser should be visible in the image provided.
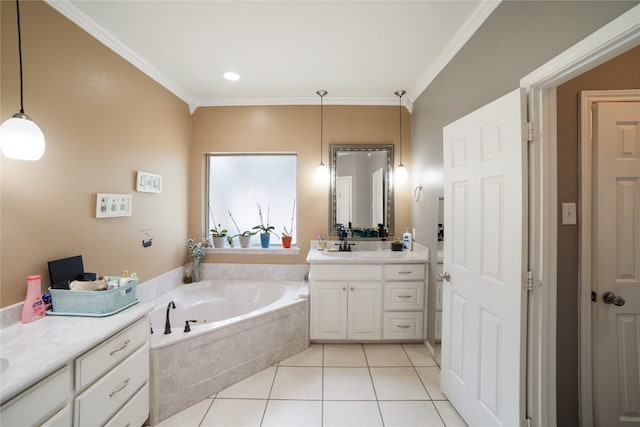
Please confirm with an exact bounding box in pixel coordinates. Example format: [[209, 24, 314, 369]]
[[22, 275, 46, 323], [402, 229, 412, 251]]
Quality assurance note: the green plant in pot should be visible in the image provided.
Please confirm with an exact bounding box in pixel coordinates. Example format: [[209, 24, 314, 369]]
[[210, 223, 228, 248], [281, 199, 295, 249], [228, 210, 256, 248], [253, 203, 278, 248]]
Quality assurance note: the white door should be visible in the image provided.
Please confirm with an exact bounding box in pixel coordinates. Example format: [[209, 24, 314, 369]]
[[592, 101, 640, 427], [337, 176, 352, 226], [372, 168, 384, 226], [441, 89, 527, 425]]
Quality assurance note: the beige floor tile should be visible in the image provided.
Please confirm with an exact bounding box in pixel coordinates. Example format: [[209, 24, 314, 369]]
[[416, 366, 446, 400], [261, 400, 322, 427], [270, 366, 323, 400], [322, 401, 383, 427], [200, 399, 266, 427], [364, 344, 412, 366], [379, 401, 445, 427], [433, 401, 468, 426], [323, 367, 376, 400], [403, 343, 438, 367], [324, 344, 367, 367], [216, 366, 276, 399], [280, 343, 324, 366], [370, 367, 430, 400], [155, 398, 213, 427]]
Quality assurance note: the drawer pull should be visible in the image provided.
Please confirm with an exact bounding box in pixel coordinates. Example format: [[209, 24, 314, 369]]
[[397, 295, 412, 299], [110, 339, 131, 356], [399, 271, 412, 275], [396, 324, 411, 329], [109, 378, 130, 397]]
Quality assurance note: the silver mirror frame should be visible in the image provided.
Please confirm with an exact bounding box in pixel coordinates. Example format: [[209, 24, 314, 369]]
[[329, 144, 395, 236]]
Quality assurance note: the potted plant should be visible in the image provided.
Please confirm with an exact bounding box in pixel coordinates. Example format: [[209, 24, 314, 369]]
[[186, 237, 205, 282], [228, 210, 256, 248], [281, 199, 296, 249], [252, 203, 278, 248], [210, 223, 228, 248]]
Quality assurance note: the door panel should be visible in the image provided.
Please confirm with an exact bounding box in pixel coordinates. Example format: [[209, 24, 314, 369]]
[[592, 101, 640, 426], [442, 89, 526, 426]]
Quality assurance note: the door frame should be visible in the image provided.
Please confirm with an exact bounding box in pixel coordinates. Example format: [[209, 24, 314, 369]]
[[520, 5, 640, 426], [579, 90, 640, 427]]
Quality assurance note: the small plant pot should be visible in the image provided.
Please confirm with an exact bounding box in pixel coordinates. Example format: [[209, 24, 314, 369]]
[[212, 236, 226, 248], [239, 235, 251, 248], [260, 233, 270, 248], [282, 236, 292, 248]]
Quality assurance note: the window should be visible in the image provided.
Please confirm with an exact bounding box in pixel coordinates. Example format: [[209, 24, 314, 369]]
[[206, 154, 297, 247]]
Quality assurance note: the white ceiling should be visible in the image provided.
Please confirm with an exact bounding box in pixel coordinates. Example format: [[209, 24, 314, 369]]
[[46, 1, 499, 112]]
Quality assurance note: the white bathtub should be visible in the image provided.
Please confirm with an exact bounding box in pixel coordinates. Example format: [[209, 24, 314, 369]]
[[147, 280, 309, 425]]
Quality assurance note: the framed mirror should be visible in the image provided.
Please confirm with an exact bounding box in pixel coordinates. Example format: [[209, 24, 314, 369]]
[[329, 144, 394, 236]]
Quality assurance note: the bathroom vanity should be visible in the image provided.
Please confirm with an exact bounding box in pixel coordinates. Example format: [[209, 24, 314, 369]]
[[306, 246, 428, 342], [0, 303, 151, 426]]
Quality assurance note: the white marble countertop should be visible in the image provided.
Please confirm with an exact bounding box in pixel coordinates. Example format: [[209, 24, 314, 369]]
[[0, 302, 152, 404], [306, 248, 428, 264]]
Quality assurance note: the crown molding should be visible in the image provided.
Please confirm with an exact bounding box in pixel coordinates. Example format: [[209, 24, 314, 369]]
[[411, 0, 501, 100], [45, 0, 195, 106]]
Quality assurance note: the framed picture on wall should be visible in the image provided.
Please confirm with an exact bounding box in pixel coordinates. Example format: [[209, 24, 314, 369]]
[[136, 171, 162, 193], [96, 193, 132, 218]]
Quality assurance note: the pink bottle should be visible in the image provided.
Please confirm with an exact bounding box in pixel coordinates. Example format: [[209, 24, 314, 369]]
[[21, 275, 46, 323]]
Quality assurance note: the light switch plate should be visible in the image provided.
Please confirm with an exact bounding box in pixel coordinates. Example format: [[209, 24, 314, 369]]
[[562, 203, 577, 225]]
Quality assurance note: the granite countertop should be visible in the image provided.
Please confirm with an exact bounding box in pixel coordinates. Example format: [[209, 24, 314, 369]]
[[306, 248, 428, 265], [0, 302, 152, 404]]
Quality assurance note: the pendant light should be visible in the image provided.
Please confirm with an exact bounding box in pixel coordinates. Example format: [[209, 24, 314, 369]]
[[0, 0, 45, 161], [315, 90, 328, 182], [394, 90, 407, 185]]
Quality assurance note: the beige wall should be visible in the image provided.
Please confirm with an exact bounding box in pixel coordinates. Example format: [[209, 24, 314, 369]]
[[190, 105, 412, 265], [1, 1, 191, 307], [555, 44, 640, 424]]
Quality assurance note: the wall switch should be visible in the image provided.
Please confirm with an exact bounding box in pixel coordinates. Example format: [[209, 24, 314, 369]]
[[562, 203, 577, 225]]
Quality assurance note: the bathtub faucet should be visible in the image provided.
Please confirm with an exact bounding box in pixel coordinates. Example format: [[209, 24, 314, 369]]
[[164, 301, 176, 334]]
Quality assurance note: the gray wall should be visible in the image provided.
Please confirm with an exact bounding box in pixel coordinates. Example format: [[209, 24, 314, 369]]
[[410, 1, 638, 426]]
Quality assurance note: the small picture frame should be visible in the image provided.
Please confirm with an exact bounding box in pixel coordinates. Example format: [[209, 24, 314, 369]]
[[96, 193, 132, 218], [136, 171, 162, 193]]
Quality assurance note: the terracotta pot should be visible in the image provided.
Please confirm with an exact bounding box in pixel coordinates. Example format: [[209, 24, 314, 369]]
[[282, 236, 292, 248]]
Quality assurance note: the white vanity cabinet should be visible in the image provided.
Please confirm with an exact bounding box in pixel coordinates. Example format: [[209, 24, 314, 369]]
[[383, 264, 426, 340], [309, 259, 427, 342], [0, 316, 149, 427], [310, 265, 383, 340]]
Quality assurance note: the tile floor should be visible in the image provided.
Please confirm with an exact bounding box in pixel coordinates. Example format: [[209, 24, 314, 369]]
[[156, 343, 467, 427]]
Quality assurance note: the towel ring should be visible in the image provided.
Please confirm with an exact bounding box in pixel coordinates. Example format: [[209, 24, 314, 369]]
[[414, 184, 423, 202]]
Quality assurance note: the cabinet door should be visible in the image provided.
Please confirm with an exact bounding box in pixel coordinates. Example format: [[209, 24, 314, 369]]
[[348, 282, 382, 340], [310, 281, 348, 340]]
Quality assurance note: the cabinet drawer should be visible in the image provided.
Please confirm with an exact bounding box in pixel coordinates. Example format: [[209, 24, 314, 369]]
[[384, 282, 424, 311], [383, 312, 423, 340], [104, 382, 149, 427], [384, 264, 425, 281], [75, 317, 149, 391], [0, 364, 72, 427], [74, 343, 149, 427], [311, 264, 382, 281], [42, 404, 72, 427]]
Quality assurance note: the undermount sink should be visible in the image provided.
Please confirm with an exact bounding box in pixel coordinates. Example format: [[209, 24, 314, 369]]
[[1, 358, 9, 375], [321, 250, 401, 259]]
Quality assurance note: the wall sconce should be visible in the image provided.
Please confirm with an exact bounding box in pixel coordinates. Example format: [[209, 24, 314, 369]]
[[394, 90, 407, 185], [0, 0, 45, 161], [315, 89, 328, 182]]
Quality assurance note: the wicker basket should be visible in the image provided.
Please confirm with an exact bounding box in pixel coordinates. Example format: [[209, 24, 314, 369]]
[[48, 278, 139, 317]]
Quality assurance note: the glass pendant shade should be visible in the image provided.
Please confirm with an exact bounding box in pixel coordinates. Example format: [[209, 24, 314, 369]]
[[0, 113, 45, 161], [316, 162, 328, 182], [395, 164, 408, 185]]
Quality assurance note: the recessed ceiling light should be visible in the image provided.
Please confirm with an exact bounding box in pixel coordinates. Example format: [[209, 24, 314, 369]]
[[224, 72, 240, 81]]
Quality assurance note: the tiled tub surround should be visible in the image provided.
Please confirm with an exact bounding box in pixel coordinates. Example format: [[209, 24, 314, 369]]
[[142, 265, 310, 425]]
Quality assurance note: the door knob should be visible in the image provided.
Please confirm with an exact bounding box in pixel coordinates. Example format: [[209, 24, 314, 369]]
[[602, 291, 625, 307], [439, 271, 451, 282]]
